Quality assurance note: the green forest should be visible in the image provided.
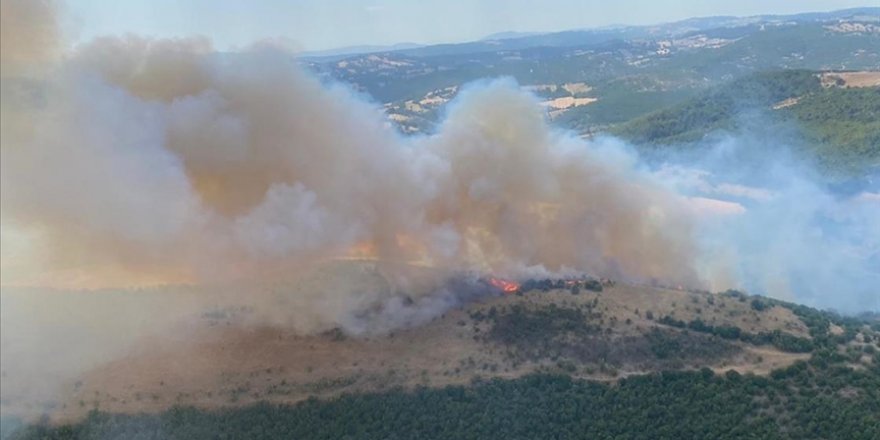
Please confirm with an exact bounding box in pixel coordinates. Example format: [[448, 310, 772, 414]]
[[10, 361, 879, 440], [613, 70, 880, 174]]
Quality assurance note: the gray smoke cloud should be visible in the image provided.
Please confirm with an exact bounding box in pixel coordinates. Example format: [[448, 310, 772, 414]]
[[658, 130, 880, 313], [1, 0, 877, 334], [0, 5, 699, 296]]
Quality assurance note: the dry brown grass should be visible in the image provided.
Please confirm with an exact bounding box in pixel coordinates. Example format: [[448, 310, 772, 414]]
[[821, 71, 880, 88], [1, 273, 814, 423]]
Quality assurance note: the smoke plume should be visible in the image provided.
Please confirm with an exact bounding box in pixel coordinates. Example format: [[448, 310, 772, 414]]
[[1, 0, 877, 326], [0, 4, 699, 294]]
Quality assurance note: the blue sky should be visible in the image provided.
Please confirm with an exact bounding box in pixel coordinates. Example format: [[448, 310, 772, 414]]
[[62, 0, 874, 51]]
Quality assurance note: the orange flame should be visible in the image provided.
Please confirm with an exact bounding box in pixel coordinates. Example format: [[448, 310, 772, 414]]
[[488, 277, 519, 293]]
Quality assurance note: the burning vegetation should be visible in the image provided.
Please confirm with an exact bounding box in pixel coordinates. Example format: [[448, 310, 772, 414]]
[[484, 275, 611, 296], [486, 277, 520, 294]]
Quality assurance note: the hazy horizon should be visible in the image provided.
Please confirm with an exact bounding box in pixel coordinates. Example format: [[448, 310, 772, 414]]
[[62, 1, 874, 52]]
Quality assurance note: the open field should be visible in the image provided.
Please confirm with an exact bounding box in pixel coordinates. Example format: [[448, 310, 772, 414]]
[[821, 71, 880, 88]]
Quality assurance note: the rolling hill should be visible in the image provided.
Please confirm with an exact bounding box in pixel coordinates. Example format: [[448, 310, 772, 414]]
[[612, 70, 880, 174], [2, 262, 879, 439], [306, 8, 880, 137]]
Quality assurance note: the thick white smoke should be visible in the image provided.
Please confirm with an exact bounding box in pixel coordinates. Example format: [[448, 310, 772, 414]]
[[0, 5, 699, 296], [663, 133, 880, 313], [1, 0, 877, 323]]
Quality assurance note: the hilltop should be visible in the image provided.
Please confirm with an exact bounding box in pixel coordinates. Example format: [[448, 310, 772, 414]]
[[2, 262, 878, 439], [4, 279, 880, 438]]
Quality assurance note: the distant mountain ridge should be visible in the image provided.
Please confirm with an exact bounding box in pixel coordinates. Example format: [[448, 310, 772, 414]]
[[298, 42, 424, 60], [303, 7, 879, 60]]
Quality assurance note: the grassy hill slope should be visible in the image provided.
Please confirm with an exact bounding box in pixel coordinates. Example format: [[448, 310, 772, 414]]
[[3, 263, 879, 438], [8, 289, 880, 439]]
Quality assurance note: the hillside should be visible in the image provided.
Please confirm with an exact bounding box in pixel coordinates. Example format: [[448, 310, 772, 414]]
[[11, 365, 880, 439], [612, 70, 880, 174], [2, 262, 879, 438], [300, 9, 880, 177], [306, 9, 880, 136]]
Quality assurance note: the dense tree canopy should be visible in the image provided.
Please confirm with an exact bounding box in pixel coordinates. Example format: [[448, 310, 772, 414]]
[[613, 70, 880, 174], [10, 354, 879, 440]]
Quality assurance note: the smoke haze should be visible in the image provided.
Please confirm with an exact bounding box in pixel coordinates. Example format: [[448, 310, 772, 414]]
[[1, 0, 877, 336]]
